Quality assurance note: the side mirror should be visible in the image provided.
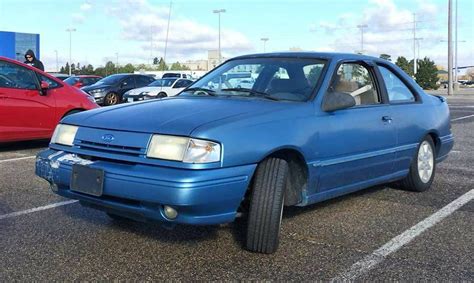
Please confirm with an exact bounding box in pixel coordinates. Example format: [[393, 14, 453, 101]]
[[322, 92, 356, 112], [39, 81, 49, 96]]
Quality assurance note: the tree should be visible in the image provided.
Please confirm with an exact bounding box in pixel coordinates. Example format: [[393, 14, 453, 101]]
[[379, 54, 391, 61], [120, 63, 135, 73], [158, 58, 168, 71], [307, 65, 323, 83], [415, 57, 439, 90], [169, 61, 190, 71], [64, 62, 70, 75], [395, 56, 413, 77], [466, 68, 474, 81], [153, 57, 159, 65]]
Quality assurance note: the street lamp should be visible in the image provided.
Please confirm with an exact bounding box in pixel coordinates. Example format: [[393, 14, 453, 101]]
[[213, 9, 226, 64], [115, 52, 119, 74], [66, 28, 76, 76], [356, 24, 368, 54], [261, 38, 269, 52], [54, 50, 58, 72]]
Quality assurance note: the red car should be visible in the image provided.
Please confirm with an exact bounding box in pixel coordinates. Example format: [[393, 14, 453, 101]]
[[64, 75, 102, 88], [0, 57, 99, 143]]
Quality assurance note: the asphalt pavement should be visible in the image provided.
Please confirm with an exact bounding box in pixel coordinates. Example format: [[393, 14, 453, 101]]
[[0, 94, 473, 281]]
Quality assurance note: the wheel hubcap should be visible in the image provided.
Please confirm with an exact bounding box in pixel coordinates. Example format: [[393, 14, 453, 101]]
[[417, 141, 434, 183], [107, 95, 117, 105]]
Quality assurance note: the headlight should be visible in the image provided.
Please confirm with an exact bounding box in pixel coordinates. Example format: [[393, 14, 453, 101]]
[[50, 124, 79, 146], [146, 134, 221, 163], [90, 88, 106, 94]]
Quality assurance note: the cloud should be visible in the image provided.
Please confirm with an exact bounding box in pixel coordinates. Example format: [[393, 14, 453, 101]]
[[308, 0, 454, 66], [107, 0, 253, 62], [80, 2, 92, 11], [72, 13, 85, 24]]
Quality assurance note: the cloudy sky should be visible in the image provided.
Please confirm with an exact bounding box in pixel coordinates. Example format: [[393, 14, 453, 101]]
[[0, 0, 472, 71]]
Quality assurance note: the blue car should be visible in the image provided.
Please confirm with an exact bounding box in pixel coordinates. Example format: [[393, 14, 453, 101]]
[[35, 52, 453, 253]]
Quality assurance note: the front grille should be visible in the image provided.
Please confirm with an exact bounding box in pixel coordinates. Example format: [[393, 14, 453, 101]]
[[76, 140, 145, 157]]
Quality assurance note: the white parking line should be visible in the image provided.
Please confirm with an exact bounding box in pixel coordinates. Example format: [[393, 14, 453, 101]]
[[0, 156, 36, 163], [0, 200, 78, 220], [451, 114, 474, 121], [332, 189, 474, 281]]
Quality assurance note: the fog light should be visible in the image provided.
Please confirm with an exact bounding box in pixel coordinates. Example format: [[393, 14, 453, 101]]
[[163, 205, 178, 220]]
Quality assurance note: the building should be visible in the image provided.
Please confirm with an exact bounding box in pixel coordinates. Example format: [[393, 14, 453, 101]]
[[0, 31, 40, 61], [182, 59, 208, 71]]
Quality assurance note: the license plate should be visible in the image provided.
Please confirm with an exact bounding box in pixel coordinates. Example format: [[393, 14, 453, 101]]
[[127, 98, 134, 102], [70, 164, 104, 196]]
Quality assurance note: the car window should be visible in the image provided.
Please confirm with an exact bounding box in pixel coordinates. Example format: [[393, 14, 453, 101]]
[[136, 76, 152, 87], [173, 80, 187, 88], [0, 61, 38, 90], [378, 66, 416, 103], [64, 76, 80, 85], [187, 58, 326, 102], [122, 76, 135, 87], [39, 74, 61, 89], [182, 80, 193, 87], [331, 63, 380, 106]]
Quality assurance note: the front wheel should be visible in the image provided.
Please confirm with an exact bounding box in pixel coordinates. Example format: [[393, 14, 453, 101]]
[[400, 136, 436, 192], [157, 92, 167, 98], [104, 92, 120, 106], [246, 157, 288, 254]]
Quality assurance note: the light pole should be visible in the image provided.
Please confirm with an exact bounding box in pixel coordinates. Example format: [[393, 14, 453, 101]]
[[163, 0, 172, 71], [66, 28, 76, 76], [213, 9, 226, 64], [356, 24, 368, 54], [115, 52, 119, 73], [261, 38, 269, 52], [448, 0, 453, 95], [54, 50, 58, 72]]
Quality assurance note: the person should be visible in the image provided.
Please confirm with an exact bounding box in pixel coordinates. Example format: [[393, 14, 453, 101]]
[[24, 49, 44, 71]]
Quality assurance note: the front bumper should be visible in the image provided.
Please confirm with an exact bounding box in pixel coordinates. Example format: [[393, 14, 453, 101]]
[[35, 149, 256, 225], [123, 93, 156, 103]]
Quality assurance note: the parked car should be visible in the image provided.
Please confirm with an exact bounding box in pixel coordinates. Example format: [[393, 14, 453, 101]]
[[48, 73, 70, 81], [162, 72, 191, 79], [35, 52, 453, 254], [64, 75, 102, 88], [0, 57, 98, 143], [123, 78, 194, 102], [81, 74, 155, 106]]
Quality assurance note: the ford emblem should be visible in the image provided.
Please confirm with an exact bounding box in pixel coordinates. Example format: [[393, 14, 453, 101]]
[[101, 134, 115, 143]]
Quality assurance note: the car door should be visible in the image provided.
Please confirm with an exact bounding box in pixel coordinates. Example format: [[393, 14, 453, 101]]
[[118, 76, 136, 96], [169, 79, 191, 96], [377, 64, 422, 173], [316, 61, 397, 192], [0, 60, 56, 141]]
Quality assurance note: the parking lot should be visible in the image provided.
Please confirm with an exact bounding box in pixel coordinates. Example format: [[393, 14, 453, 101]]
[[0, 93, 472, 281]]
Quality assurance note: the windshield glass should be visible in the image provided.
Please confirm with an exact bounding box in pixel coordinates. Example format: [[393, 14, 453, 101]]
[[148, 78, 177, 87], [64, 77, 79, 85], [182, 58, 326, 101], [95, 74, 126, 85]]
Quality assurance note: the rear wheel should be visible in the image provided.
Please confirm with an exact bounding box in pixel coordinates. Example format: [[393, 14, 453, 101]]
[[104, 92, 120, 106], [246, 157, 288, 254], [157, 92, 167, 98], [400, 136, 436, 192]]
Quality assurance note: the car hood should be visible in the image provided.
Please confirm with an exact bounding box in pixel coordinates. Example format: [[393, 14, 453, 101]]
[[63, 96, 290, 136], [82, 84, 112, 91], [127, 86, 166, 95]]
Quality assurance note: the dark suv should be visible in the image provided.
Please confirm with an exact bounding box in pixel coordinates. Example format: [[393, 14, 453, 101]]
[[81, 74, 155, 106]]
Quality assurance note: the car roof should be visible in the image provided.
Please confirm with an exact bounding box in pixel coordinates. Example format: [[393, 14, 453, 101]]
[[231, 52, 383, 62]]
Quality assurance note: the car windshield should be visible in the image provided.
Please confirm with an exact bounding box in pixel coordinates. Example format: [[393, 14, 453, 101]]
[[64, 77, 79, 85], [95, 74, 126, 85], [181, 57, 326, 102], [148, 78, 177, 87]]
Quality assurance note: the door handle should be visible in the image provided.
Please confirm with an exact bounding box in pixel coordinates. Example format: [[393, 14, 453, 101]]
[[382, 116, 392, 123]]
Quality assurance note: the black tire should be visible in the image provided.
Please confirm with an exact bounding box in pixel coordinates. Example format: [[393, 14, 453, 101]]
[[246, 157, 289, 254], [400, 136, 436, 192], [157, 92, 167, 98], [104, 92, 120, 106]]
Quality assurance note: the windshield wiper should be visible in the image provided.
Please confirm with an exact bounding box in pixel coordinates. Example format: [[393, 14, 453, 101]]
[[221, 88, 280, 101], [183, 87, 217, 96]]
